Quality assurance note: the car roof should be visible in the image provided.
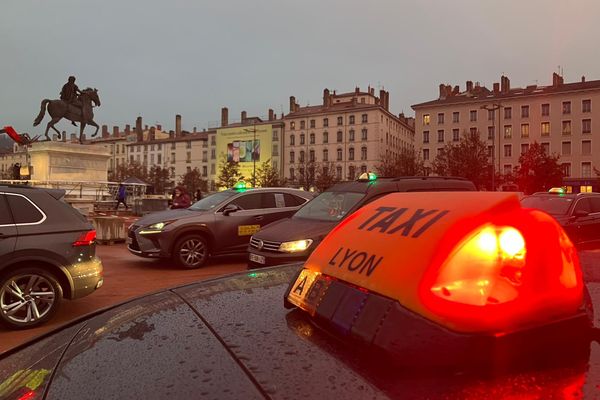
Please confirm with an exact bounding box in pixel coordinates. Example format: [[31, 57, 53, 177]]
[[326, 176, 475, 194], [0, 184, 66, 200]]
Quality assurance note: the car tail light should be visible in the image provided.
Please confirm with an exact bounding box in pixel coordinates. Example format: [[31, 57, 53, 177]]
[[73, 230, 96, 246]]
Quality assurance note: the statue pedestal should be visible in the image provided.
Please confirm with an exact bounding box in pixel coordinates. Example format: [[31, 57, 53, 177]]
[[28, 141, 110, 182]]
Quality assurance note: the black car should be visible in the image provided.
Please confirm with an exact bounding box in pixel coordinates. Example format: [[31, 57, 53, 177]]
[[0, 185, 103, 329], [521, 191, 600, 248], [247, 175, 476, 268], [128, 187, 314, 268]]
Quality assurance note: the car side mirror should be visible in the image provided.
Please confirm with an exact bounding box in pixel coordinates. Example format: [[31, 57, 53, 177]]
[[223, 204, 241, 216], [574, 209, 590, 218]]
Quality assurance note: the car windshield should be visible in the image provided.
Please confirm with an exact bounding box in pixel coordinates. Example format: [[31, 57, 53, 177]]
[[520, 195, 573, 216], [293, 191, 365, 222], [189, 190, 238, 211]]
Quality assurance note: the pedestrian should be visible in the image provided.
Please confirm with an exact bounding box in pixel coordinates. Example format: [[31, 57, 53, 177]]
[[171, 186, 191, 209], [195, 189, 203, 202], [115, 183, 128, 210]]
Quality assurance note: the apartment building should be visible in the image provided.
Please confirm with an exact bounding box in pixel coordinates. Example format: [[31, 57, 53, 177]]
[[412, 73, 600, 192], [283, 87, 415, 183]]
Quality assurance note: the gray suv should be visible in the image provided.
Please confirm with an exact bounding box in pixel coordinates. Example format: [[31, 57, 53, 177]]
[[128, 187, 314, 268], [0, 185, 104, 329]]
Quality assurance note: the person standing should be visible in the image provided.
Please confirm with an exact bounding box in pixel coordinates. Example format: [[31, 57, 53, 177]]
[[115, 183, 128, 210], [171, 186, 191, 209], [195, 189, 203, 202]]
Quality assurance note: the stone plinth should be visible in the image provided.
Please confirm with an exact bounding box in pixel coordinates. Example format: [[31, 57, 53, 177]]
[[28, 141, 110, 182]]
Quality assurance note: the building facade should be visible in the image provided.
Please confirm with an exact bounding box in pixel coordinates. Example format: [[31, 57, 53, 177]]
[[412, 73, 600, 192], [283, 87, 415, 185]]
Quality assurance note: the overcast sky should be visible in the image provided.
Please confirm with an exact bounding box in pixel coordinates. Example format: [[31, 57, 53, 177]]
[[2, 0, 600, 134]]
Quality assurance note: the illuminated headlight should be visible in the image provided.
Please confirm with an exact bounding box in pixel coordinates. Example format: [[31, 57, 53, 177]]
[[279, 239, 313, 253], [140, 221, 172, 234]]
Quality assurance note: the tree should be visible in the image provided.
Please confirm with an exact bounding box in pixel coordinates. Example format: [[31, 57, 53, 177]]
[[431, 130, 491, 189], [251, 159, 284, 187], [108, 160, 148, 182], [216, 154, 243, 189], [296, 161, 317, 190], [315, 162, 340, 192], [375, 148, 425, 177], [515, 142, 564, 194], [178, 167, 207, 195], [147, 165, 172, 195]]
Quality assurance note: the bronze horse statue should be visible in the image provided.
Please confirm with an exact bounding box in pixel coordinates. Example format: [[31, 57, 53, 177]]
[[33, 88, 101, 143]]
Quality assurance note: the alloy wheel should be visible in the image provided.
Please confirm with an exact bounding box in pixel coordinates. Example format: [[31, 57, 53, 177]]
[[179, 238, 207, 267], [0, 274, 56, 325]]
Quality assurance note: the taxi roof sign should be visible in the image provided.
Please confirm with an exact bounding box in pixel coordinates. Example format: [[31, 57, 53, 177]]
[[357, 172, 377, 181], [291, 192, 584, 334]]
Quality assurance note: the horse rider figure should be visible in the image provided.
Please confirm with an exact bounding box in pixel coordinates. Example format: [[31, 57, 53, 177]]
[[60, 76, 81, 126]]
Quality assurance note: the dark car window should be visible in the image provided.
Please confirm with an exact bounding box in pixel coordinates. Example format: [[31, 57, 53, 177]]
[[589, 197, 600, 213], [0, 195, 14, 225], [284, 193, 307, 207], [574, 198, 593, 214], [230, 193, 276, 210], [520, 196, 573, 216], [190, 191, 238, 211], [6, 194, 44, 224], [293, 191, 365, 221]]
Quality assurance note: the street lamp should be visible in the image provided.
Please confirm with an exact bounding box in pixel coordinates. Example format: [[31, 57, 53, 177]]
[[243, 125, 257, 187], [480, 103, 502, 191]]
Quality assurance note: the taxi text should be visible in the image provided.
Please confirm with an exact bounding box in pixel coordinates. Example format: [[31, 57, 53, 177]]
[[358, 207, 449, 237], [328, 247, 383, 277]]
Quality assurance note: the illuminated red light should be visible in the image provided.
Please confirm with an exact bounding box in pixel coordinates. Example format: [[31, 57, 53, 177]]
[[18, 391, 36, 400], [73, 230, 96, 246]]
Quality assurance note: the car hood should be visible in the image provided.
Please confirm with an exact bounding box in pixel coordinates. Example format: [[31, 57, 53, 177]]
[[256, 217, 338, 242], [0, 266, 595, 400], [135, 208, 207, 226]]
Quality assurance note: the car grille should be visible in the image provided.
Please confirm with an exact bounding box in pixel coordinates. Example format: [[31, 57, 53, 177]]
[[249, 236, 281, 252], [128, 229, 140, 251]]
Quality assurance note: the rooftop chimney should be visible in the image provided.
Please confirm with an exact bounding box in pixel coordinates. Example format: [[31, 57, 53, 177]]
[[379, 89, 386, 106], [156, 124, 162, 131], [221, 107, 229, 127], [125, 124, 131, 136], [241, 111, 247, 124], [500, 75, 510, 93], [439, 84, 447, 99], [355, 86, 360, 95], [101, 125, 109, 138], [552, 72, 564, 86], [193, 127, 197, 133], [268, 108, 274, 121], [176, 114, 182, 137], [112, 126, 119, 138], [582, 76, 586, 83], [289, 96, 296, 113], [135, 117, 143, 142], [493, 82, 500, 94], [323, 88, 330, 107], [149, 127, 156, 141], [466, 81, 473, 92]]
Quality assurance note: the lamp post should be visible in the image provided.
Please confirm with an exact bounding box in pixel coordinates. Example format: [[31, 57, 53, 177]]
[[480, 103, 502, 191], [243, 125, 257, 187]]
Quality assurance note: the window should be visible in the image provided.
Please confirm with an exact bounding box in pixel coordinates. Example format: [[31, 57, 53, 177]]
[[211, 149, 216, 159], [290, 135, 295, 145], [437, 113, 444, 124], [290, 121, 295, 130], [504, 107, 512, 119], [504, 144, 512, 157], [437, 130, 444, 142], [186, 152, 191, 163], [423, 131, 430, 143], [487, 146, 493, 157], [323, 118, 329, 127], [470, 127, 477, 135], [230, 193, 277, 210], [423, 149, 429, 161], [361, 147, 367, 160], [300, 120, 305, 130], [170, 153, 175, 163], [171, 142, 176, 150], [488, 126, 495, 140], [582, 140, 592, 155], [6, 195, 44, 224], [290, 151, 295, 163], [300, 134, 305, 145], [186, 166, 192, 174], [323, 149, 328, 162], [310, 119, 315, 128], [582, 119, 591, 134], [541, 122, 550, 136], [0, 196, 12, 225], [144, 145, 148, 152], [504, 125, 512, 139], [423, 114, 430, 125], [283, 194, 306, 207], [562, 163, 571, 177], [349, 129, 355, 141], [361, 129, 368, 141], [202, 150, 208, 162], [310, 133, 315, 144], [337, 148, 342, 161], [521, 143, 529, 154], [583, 99, 592, 113], [362, 114, 368, 123], [541, 142, 550, 154], [521, 105, 529, 118], [150, 154, 155, 164], [349, 115, 355, 125], [115, 145, 119, 154], [488, 110, 495, 120], [503, 165, 512, 175], [157, 154, 162, 164], [581, 185, 593, 194], [562, 121, 572, 135], [336, 166, 342, 180], [520, 123, 529, 138], [337, 131, 343, 142], [469, 110, 477, 122], [337, 116, 343, 126], [562, 141, 571, 156], [186, 141, 192, 149], [542, 103, 550, 116], [453, 129, 459, 142], [582, 162, 592, 178], [299, 150, 305, 163], [202, 166, 207, 176], [452, 112, 459, 123], [349, 148, 355, 160], [323, 131, 329, 143], [348, 166, 356, 180], [289, 168, 295, 180], [309, 149, 315, 162], [563, 101, 571, 114]]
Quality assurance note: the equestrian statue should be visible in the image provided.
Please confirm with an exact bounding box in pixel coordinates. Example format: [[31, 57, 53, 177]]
[[33, 76, 101, 143]]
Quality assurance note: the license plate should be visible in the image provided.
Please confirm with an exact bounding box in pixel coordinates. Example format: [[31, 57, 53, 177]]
[[287, 269, 331, 315], [126, 237, 133, 245], [249, 253, 265, 264]]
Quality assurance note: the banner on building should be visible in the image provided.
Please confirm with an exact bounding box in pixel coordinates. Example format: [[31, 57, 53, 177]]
[[216, 125, 273, 181]]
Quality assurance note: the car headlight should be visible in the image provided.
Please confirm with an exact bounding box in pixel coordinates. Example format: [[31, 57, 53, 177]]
[[279, 239, 313, 253], [139, 221, 173, 234]]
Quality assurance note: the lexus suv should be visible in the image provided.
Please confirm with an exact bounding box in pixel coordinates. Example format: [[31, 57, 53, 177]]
[[128, 187, 314, 268], [247, 175, 477, 268], [0, 185, 103, 329]]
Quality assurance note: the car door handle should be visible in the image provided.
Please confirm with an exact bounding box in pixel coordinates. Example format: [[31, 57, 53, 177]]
[[254, 216, 264, 221]]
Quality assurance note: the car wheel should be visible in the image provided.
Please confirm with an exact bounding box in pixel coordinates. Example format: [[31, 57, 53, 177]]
[[0, 267, 63, 330], [173, 235, 209, 269]]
